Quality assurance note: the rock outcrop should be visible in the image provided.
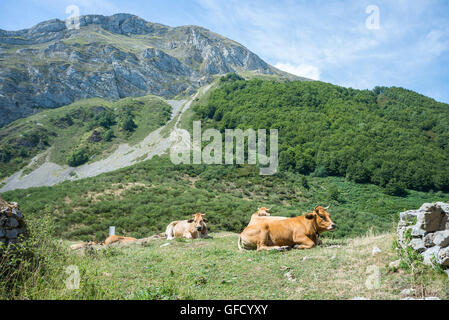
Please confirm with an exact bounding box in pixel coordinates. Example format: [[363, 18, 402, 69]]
[[0, 198, 26, 245], [398, 202, 449, 268], [0, 13, 303, 126]]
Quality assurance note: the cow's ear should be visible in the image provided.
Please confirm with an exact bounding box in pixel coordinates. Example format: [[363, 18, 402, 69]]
[[187, 219, 194, 223], [305, 213, 315, 220]]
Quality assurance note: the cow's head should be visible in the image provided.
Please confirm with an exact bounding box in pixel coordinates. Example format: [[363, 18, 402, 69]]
[[188, 213, 208, 232], [257, 207, 271, 216], [305, 206, 336, 233]]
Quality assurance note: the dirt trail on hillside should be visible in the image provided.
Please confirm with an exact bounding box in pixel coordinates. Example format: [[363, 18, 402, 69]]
[[0, 86, 210, 192]]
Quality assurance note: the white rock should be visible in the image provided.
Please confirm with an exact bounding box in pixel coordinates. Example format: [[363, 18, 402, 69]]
[[409, 238, 426, 253], [372, 247, 382, 256], [423, 233, 436, 247], [160, 243, 170, 248], [400, 289, 415, 297], [421, 246, 441, 265], [438, 246, 449, 267], [433, 230, 449, 248], [411, 226, 426, 237], [389, 259, 401, 268], [399, 210, 420, 224]]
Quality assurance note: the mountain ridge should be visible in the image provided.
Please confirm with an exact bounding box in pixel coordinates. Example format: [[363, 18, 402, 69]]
[[0, 13, 303, 127]]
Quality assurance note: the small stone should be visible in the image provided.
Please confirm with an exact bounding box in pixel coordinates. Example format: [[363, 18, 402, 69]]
[[421, 246, 441, 265], [6, 229, 18, 239], [6, 217, 19, 228], [400, 289, 415, 297], [372, 246, 382, 256], [435, 202, 449, 213], [411, 226, 426, 237], [433, 230, 449, 248], [423, 233, 436, 247], [409, 238, 426, 253], [399, 210, 420, 224], [389, 259, 401, 268], [12, 208, 23, 220], [438, 246, 449, 267], [160, 243, 170, 248], [424, 297, 440, 300]]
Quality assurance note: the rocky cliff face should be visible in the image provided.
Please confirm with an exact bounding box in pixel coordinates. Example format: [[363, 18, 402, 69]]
[[0, 14, 297, 127]]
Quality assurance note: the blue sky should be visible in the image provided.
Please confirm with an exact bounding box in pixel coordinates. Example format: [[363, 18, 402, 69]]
[[1, 0, 449, 103]]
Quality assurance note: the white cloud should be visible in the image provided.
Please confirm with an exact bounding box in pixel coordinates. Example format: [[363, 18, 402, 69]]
[[274, 63, 320, 80]]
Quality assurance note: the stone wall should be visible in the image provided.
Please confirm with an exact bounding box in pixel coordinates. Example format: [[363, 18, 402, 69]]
[[398, 202, 449, 268], [0, 198, 26, 245]]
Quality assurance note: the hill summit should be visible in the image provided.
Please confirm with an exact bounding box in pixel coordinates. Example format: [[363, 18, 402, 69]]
[[0, 13, 300, 126]]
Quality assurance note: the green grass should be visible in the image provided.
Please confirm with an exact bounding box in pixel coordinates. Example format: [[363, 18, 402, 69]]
[[9, 231, 448, 300]]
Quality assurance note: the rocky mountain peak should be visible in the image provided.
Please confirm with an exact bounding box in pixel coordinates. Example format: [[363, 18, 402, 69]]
[[0, 14, 299, 127]]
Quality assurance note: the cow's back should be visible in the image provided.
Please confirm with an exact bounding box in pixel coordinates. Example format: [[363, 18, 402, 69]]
[[248, 215, 288, 227]]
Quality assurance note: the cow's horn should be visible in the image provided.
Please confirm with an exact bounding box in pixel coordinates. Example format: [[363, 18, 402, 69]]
[[267, 208, 272, 211], [324, 205, 331, 210]]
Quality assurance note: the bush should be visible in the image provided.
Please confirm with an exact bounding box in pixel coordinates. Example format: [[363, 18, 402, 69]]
[[121, 115, 137, 132], [311, 165, 327, 178], [103, 129, 115, 142], [67, 148, 89, 167], [384, 179, 408, 197]]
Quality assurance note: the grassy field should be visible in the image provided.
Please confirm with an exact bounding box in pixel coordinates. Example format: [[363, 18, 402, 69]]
[[7, 231, 448, 300]]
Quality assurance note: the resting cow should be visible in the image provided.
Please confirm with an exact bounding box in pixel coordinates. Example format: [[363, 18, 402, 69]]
[[165, 213, 210, 240], [238, 206, 335, 251], [247, 207, 288, 227], [103, 235, 137, 246]]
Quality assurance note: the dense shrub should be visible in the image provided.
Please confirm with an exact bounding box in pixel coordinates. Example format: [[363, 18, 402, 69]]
[[67, 148, 89, 167]]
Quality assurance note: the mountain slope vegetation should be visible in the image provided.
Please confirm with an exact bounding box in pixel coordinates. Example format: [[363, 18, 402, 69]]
[[194, 77, 449, 193], [0, 95, 171, 179], [1, 156, 448, 241]]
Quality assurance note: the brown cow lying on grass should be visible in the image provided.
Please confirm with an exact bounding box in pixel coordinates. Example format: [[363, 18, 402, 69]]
[[102, 235, 137, 246], [165, 213, 211, 240], [247, 207, 288, 227], [238, 206, 336, 251], [69, 235, 137, 251]]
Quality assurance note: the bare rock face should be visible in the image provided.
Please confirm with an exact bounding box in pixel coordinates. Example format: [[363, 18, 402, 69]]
[[0, 198, 26, 245], [397, 202, 449, 269], [0, 14, 301, 127]]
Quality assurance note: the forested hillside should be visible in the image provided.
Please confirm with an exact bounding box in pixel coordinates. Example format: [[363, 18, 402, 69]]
[[194, 76, 449, 193]]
